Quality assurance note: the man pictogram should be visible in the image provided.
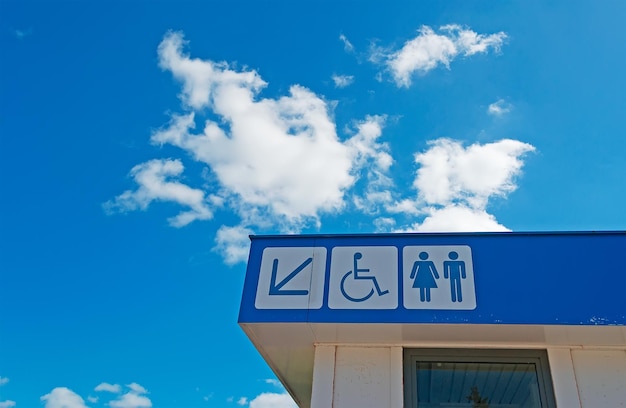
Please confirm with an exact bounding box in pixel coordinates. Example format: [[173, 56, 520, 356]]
[[443, 251, 466, 302]]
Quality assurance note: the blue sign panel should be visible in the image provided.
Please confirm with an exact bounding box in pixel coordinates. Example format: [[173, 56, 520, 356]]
[[238, 232, 626, 325]]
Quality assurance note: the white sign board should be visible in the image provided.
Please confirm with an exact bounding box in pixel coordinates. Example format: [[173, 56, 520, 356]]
[[328, 246, 398, 309], [254, 245, 476, 310], [402, 245, 476, 310], [254, 247, 326, 309]]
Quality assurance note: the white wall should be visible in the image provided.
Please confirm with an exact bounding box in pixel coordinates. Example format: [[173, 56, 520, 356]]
[[572, 349, 626, 408], [310, 345, 402, 408], [310, 345, 626, 408]]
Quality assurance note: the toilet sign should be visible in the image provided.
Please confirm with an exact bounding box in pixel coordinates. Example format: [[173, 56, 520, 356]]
[[403, 246, 476, 310], [253, 244, 475, 311], [240, 232, 626, 326]]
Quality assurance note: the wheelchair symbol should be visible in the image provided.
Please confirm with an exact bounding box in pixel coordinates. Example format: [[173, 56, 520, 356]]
[[340, 252, 390, 302]]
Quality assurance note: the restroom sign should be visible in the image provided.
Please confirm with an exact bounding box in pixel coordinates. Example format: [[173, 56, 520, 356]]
[[253, 244, 475, 310], [241, 232, 626, 325], [402, 246, 476, 310]]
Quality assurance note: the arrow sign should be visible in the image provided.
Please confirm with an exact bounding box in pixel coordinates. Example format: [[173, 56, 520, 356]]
[[255, 247, 327, 309], [269, 257, 313, 295]]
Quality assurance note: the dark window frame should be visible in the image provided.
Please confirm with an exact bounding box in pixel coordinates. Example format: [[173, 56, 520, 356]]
[[403, 348, 557, 408]]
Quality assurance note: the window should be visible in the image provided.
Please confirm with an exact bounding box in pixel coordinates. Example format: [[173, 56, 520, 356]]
[[403, 349, 556, 408]]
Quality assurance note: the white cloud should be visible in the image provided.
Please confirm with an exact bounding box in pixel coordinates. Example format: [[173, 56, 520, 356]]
[[346, 116, 394, 214], [379, 25, 507, 87], [390, 138, 534, 231], [374, 217, 396, 232], [104, 158, 213, 227], [157, 31, 266, 111], [331, 74, 354, 88], [413, 138, 534, 208], [155, 32, 357, 225], [346, 116, 392, 171], [249, 393, 297, 408], [126, 383, 147, 395], [339, 34, 354, 52], [0, 377, 8, 386], [109, 393, 151, 408], [41, 387, 87, 408], [263, 379, 282, 388], [488, 99, 512, 116], [146, 31, 389, 243], [386, 26, 456, 84], [0, 401, 16, 408], [237, 396, 248, 406], [405, 205, 509, 232], [95, 383, 121, 393], [109, 383, 151, 408], [214, 225, 253, 265], [443, 24, 506, 56], [87, 396, 99, 403]]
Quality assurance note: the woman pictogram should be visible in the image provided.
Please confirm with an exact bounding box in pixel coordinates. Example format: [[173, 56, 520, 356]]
[[410, 251, 440, 302]]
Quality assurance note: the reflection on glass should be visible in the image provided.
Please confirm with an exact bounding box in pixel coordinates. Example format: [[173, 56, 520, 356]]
[[415, 361, 542, 407]]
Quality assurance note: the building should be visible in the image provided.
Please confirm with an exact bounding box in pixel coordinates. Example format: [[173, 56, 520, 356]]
[[239, 231, 626, 407]]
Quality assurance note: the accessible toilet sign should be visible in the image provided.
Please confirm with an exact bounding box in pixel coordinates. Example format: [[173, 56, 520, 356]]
[[239, 232, 626, 325]]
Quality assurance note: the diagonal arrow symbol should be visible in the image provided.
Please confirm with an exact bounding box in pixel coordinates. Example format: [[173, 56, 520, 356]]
[[269, 257, 313, 296]]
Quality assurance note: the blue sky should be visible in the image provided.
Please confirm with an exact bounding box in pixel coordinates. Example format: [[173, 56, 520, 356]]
[[1, 1, 625, 407]]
